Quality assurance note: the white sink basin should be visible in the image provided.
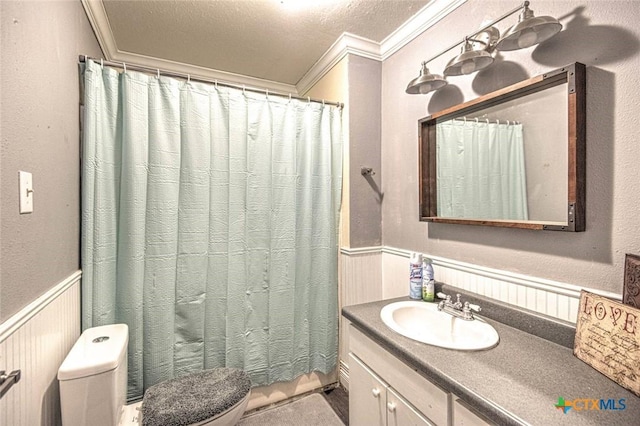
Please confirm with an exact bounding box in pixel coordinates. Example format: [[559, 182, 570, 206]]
[[380, 301, 499, 351]]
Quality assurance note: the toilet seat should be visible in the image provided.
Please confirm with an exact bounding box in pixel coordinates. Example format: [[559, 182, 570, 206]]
[[119, 392, 250, 426], [141, 368, 251, 426], [189, 392, 250, 426]]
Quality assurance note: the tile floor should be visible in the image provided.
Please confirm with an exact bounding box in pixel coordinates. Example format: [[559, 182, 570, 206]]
[[238, 386, 349, 425]]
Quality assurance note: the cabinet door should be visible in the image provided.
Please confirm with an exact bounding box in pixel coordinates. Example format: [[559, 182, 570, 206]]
[[349, 353, 387, 426], [350, 325, 450, 426], [387, 387, 435, 426]]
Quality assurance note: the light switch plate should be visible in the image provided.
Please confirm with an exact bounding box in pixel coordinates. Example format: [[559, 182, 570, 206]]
[[19, 171, 33, 214]]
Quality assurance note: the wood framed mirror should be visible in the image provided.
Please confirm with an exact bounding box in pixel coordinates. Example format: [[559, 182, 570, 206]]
[[419, 63, 585, 231]]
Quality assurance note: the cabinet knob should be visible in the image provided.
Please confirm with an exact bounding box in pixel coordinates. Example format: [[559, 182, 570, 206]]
[[372, 388, 381, 398], [387, 402, 396, 412]]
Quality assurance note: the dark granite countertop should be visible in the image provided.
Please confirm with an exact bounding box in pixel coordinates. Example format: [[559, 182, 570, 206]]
[[342, 286, 640, 426]]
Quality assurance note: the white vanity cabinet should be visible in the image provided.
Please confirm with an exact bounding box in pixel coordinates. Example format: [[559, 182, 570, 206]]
[[349, 325, 448, 426], [348, 353, 388, 426], [452, 398, 493, 426], [349, 324, 492, 426], [349, 353, 433, 426]]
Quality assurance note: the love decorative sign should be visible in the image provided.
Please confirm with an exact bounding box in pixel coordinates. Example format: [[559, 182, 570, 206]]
[[574, 290, 640, 397]]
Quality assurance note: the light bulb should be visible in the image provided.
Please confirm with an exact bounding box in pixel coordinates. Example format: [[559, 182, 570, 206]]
[[517, 29, 539, 49], [460, 61, 476, 75], [420, 84, 434, 94]]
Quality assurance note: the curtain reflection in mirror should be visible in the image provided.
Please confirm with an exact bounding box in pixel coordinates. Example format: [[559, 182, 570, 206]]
[[436, 119, 528, 220]]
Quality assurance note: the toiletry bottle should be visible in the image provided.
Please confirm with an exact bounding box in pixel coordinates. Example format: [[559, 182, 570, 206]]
[[422, 258, 435, 302], [409, 253, 423, 299]]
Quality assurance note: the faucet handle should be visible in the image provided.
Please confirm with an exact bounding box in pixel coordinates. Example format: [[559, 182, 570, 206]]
[[461, 302, 477, 320], [463, 301, 481, 313], [436, 292, 448, 299], [468, 303, 481, 312]]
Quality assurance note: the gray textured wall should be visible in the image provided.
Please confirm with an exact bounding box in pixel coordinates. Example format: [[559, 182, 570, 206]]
[[381, 0, 640, 293], [1, 1, 102, 321], [348, 56, 382, 248]]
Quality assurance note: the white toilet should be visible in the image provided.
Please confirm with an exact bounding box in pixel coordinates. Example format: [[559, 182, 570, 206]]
[[58, 324, 251, 426]]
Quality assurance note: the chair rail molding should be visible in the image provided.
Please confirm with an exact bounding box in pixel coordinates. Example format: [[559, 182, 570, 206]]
[[0, 270, 82, 343], [0, 271, 81, 426], [381, 247, 621, 302], [339, 246, 621, 323]]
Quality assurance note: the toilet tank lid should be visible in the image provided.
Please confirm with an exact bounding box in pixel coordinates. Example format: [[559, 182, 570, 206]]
[[58, 324, 129, 381]]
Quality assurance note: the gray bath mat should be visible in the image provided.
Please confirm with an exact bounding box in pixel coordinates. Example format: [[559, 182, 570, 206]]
[[238, 393, 344, 426]]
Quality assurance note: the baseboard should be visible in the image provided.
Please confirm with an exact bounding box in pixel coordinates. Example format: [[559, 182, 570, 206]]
[[339, 360, 349, 392], [246, 370, 338, 412]]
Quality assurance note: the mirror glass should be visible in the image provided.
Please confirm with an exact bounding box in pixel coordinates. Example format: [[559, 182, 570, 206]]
[[419, 63, 585, 231]]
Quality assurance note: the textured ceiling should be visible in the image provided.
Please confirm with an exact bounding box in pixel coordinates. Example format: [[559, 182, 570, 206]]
[[101, 0, 431, 85]]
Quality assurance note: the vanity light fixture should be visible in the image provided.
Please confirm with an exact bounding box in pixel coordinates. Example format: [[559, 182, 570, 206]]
[[406, 1, 562, 95], [443, 28, 499, 76], [495, 2, 563, 50], [405, 62, 448, 94]]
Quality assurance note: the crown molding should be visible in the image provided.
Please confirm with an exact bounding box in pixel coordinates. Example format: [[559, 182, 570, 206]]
[[81, 0, 297, 94], [380, 0, 467, 60], [82, 0, 464, 96], [296, 0, 465, 94], [101, 50, 298, 94], [297, 32, 381, 95], [81, 0, 116, 57]]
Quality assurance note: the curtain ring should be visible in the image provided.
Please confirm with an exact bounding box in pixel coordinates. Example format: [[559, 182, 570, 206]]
[[266, 89, 269, 99], [100, 58, 103, 68], [123, 62, 126, 73], [486, 119, 489, 124], [475, 117, 478, 123], [214, 80, 218, 89], [156, 69, 160, 79], [307, 96, 310, 104], [187, 74, 191, 84], [288, 93, 292, 102], [322, 99, 325, 106]]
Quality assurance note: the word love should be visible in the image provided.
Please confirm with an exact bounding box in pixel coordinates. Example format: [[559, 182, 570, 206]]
[[581, 293, 637, 334], [574, 290, 640, 397]]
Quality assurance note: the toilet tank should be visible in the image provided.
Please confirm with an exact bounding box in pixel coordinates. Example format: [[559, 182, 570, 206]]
[[58, 324, 129, 426]]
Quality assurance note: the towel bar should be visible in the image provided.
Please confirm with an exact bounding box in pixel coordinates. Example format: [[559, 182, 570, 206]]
[[0, 369, 21, 399]]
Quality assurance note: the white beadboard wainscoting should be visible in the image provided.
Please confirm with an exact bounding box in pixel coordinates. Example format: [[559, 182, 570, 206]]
[[381, 246, 622, 323], [338, 246, 623, 387], [0, 271, 81, 426], [338, 247, 382, 390]]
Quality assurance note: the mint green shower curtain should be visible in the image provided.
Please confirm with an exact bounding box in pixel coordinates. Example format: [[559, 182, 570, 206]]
[[436, 120, 528, 220], [81, 59, 342, 399]]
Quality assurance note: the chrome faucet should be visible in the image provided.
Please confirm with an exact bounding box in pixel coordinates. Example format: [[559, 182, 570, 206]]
[[437, 292, 481, 321]]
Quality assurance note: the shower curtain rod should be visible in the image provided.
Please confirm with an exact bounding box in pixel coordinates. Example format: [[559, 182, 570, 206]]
[[453, 116, 520, 125], [79, 55, 344, 109]]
